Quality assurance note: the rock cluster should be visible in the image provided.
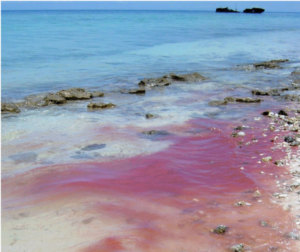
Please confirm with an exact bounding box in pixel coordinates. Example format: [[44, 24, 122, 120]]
[[138, 72, 206, 88]]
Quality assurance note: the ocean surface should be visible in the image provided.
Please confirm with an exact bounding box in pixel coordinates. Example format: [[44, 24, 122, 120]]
[[2, 10, 300, 251], [2, 10, 300, 99]]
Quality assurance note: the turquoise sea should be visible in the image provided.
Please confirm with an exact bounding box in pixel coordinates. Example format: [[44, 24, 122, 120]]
[[2, 10, 300, 99]]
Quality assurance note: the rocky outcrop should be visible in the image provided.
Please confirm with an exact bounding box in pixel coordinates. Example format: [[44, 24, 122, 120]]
[[209, 96, 262, 106], [216, 7, 239, 13], [57, 88, 92, 100], [138, 72, 206, 88], [253, 59, 289, 69], [238, 59, 289, 71], [2, 88, 106, 114], [243, 8, 264, 14], [87, 102, 116, 110], [1, 103, 21, 114]]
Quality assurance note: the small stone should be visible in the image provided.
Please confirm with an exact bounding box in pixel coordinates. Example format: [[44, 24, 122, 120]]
[[262, 156, 272, 162], [285, 231, 300, 240], [262, 111, 270, 116], [87, 102, 116, 110], [237, 131, 246, 137], [278, 110, 288, 116], [213, 225, 228, 234], [145, 113, 156, 119], [235, 201, 251, 207], [230, 243, 244, 252], [274, 160, 285, 166]]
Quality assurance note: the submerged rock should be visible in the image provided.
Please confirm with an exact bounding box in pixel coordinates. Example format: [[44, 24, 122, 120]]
[[213, 225, 228, 234], [251, 89, 281, 96], [138, 76, 171, 88], [281, 94, 300, 102], [58, 88, 92, 100], [208, 100, 228, 106], [169, 72, 206, 82], [91, 91, 104, 98], [142, 130, 169, 136], [81, 144, 106, 151], [24, 93, 49, 107], [243, 8, 265, 14], [253, 59, 289, 69], [225, 97, 262, 103], [138, 72, 206, 88], [87, 102, 116, 110], [127, 88, 146, 95], [230, 243, 244, 252], [9, 152, 37, 163], [145, 113, 157, 119], [1, 103, 21, 114]]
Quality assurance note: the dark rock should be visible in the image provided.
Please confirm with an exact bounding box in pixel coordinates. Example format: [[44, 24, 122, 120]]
[[142, 130, 169, 136], [138, 72, 206, 88], [284, 136, 295, 143], [208, 100, 228, 106], [1, 103, 21, 113], [235, 97, 261, 103], [243, 8, 265, 14], [262, 111, 270, 116], [44, 93, 66, 104], [91, 91, 104, 98], [278, 110, 288, 116], [127, 88, 146, 95], [87, 102, 116, 110], [58, 88, 92, 100], [251, 89, 270, 96], [213, 225, 228, 234], [81, 144, 106, 151], [253, 59, 289, 69], [169, 72, 206, 82], [216, 7, 239, 13], [225, 97, 261, 103], [138, 76, 171, 88], [145, 113, 156, 119], [230, 243, 244, 252]]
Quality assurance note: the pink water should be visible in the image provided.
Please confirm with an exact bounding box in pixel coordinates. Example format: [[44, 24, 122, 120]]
[[2, 115, 298, 251]]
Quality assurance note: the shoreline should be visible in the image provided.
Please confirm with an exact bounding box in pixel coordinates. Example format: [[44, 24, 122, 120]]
[[2, 59, 300, 251]]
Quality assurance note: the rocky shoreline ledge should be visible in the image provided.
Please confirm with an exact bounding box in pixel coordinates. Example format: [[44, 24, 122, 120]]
[[2, 59, 295, 115]]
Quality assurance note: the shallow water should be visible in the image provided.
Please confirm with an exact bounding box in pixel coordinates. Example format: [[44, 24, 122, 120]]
[[2, 10, 300, 252]]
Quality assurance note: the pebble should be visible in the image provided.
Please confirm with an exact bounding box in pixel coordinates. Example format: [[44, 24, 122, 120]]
[[237, 131, 246, 137], [230, 243, 244, 252], [262, 156, 272, 162], [213, 225, 228, 234]]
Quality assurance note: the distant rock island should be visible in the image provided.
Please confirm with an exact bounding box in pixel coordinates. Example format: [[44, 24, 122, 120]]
[[216, 7, 265, 14], [243, 8, 265, 14], [216, 7, 239, 13]]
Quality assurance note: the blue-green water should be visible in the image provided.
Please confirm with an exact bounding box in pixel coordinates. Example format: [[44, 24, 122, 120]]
[[2, 10, 300, 99]]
